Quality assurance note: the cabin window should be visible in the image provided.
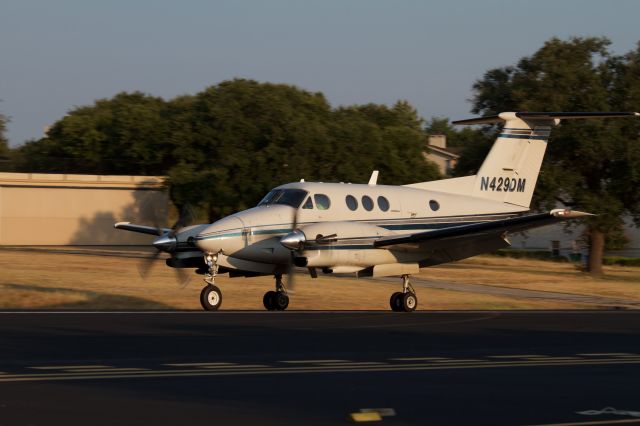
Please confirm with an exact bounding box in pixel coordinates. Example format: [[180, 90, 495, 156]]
[[377, 196, 390, 212], [345, 195, 358, 211], [258, 189, 308, 208], [362, 195, 374, 211], [314, 194, 331, 210], [429, 199, 440, 211], [302, 197, 314, 209]]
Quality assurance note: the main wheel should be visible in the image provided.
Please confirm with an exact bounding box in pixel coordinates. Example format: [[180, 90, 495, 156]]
[[401, 292, 418, 312], [263, 291, 277, 310], [200, 285, 222, 311], [273, 292, 289, 311], [390, 292, 403, 311]]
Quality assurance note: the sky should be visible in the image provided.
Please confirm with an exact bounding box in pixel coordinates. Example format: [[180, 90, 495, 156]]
[[1, 0, 639, 147]]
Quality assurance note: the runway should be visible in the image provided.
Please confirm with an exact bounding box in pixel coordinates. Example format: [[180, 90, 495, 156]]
[[0, 311, 639, 425]]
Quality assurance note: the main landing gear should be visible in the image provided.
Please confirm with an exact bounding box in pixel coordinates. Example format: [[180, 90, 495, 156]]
[[263, 274, 289, 311], [390, 275, 418, 312], [200, 253, 222, 311]]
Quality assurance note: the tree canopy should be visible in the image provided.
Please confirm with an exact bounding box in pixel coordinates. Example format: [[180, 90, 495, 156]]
[[0, 110, 9, 159], [14, 79, 440, 220], [469, 37, 640, 273]]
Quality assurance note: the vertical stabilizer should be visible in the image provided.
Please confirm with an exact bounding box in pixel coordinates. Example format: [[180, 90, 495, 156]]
[[469, 112, 555, 208], [450, 111, 639, 209]]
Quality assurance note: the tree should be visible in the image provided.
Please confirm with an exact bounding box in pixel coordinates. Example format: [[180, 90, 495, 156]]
[[0, 110, 9, 159], [470, 37, 640, 273], [167, 79, 337, 221], [167, 80, 439, 221], [16, 92, 172, 174], [14, 79, 440, 223]]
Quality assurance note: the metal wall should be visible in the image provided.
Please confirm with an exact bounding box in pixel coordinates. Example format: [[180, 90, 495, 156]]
[[0, 173, 167, 245]]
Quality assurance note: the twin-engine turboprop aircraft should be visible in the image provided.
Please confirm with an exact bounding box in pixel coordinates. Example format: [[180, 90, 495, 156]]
[[115, 111, 639, 312]]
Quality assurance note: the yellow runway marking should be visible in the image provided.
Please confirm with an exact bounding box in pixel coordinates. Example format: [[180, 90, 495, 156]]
[[347, 411, 382, 422]]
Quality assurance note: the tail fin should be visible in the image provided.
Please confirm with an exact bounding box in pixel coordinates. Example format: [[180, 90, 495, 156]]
[[451, 111, 639, 209]]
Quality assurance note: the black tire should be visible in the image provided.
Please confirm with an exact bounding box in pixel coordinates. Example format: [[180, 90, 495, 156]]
[[401, 292, 418, 312], [390, 292, 403, 311], [200, 285, 222, 311], [263, 291, 277, 310], [273, 292, 289, 311]]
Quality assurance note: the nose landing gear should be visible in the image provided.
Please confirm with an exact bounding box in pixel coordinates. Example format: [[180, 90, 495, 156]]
[[200, 253, 222, 311], [263, 274, 289, 311], [390, 275, 417, 312]]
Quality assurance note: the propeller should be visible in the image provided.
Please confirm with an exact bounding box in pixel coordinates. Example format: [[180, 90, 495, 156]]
[[283, 206, 301, 291], [138, 203, 195, 287], [280, 210, 339, 290]]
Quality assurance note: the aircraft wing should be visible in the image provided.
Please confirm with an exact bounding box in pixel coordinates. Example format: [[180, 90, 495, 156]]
[[373, 209, 591, 267], [114, 222, 170, 236]]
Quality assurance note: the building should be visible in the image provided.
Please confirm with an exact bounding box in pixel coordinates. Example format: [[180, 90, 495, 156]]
[[0, 173, 167, 245], [424, 135, 459, 176], [508, 219, 640, 258]]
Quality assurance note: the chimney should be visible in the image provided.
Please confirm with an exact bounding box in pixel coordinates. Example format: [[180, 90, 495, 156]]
[[428, 134, 446, 149]]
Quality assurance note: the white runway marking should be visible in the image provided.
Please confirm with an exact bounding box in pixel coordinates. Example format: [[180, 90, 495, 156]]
[[577, 353, 636, 357], [390, 357, 451, 361], [2, 354, 636, 384], [164, 362, 237, 367], [487, 354, 544, 358], [30, 365, 112, 370]]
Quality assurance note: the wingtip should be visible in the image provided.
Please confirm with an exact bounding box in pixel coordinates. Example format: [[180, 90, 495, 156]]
[[114, 221, 131, 228], [550, 209, 594, 218]]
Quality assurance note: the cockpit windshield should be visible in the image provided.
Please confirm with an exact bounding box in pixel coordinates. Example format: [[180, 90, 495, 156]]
[[258, 189, 309, 208]]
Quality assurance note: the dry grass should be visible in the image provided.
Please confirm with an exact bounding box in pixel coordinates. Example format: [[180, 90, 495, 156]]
[[0, 249, 637, 310], [422, 256, 640, 301]]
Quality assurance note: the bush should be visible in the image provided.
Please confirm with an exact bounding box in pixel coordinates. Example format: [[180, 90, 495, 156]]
[[491, 249, 569, 262], [602, 257, 640, 267]]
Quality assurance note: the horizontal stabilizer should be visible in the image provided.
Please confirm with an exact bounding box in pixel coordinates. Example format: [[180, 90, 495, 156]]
[[453, 111, 639, 126]]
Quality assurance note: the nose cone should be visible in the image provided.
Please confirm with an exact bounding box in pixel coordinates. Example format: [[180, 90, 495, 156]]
[[280, 229, 306, 251], [153, 234, 176, 252], [195, 216, 245, 255]]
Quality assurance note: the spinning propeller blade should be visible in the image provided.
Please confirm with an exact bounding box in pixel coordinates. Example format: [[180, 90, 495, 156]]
[[285, 206, 299, 291], [138, 202, 195, 287]]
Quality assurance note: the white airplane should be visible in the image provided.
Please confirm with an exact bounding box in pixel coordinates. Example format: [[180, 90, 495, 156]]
[[115, 111, 639, 312]]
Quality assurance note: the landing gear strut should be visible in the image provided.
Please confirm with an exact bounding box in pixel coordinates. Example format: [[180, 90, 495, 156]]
[[200, 253, 222, 311], [263, 274, 289, 311], [390, 275, 417, 312]]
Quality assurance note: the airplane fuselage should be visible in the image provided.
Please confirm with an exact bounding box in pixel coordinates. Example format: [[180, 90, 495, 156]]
[[194, 181, 527, 274]]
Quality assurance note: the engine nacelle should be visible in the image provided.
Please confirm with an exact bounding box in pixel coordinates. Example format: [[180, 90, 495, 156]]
[[296, 221, 397, 268]]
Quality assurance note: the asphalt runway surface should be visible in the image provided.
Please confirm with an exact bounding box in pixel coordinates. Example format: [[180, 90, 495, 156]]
[[1, 311, 639, 425]]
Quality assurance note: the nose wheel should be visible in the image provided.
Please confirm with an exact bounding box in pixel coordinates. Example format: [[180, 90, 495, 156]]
[[200, 284, 222, 311], [200, 252, 222, 311], [390, 275, 417, 312], [263, 274, 290, 311]]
